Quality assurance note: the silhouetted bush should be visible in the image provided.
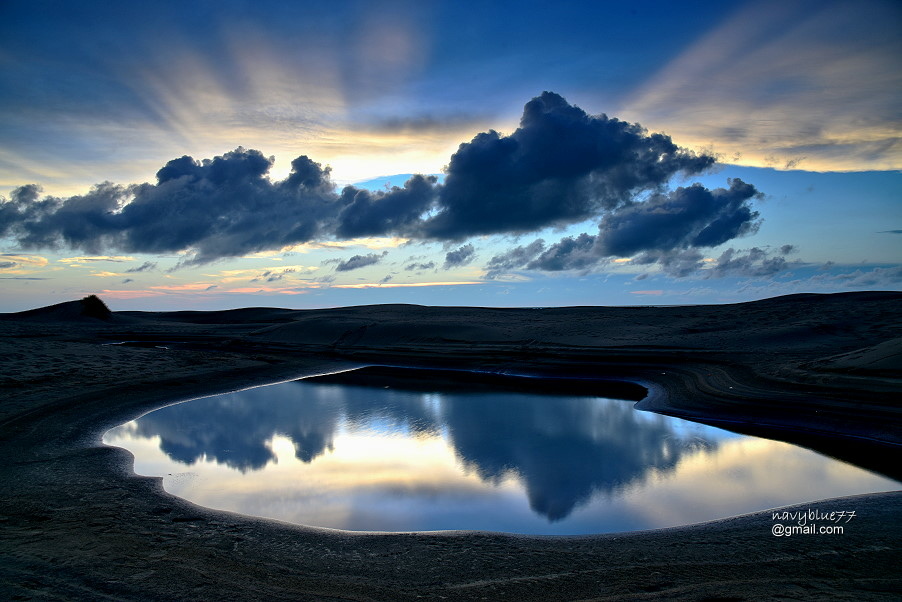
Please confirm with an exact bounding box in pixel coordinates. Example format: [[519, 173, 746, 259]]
[[80, 295, 112, 321]]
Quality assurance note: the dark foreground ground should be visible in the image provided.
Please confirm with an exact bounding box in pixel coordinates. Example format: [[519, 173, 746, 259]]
[[1, 292, 900, 600]]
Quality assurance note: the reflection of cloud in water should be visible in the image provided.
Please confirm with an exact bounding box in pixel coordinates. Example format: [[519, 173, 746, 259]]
[[131, 384, 342, 471], [617, 436, 899, 528], [441, 394, 715, 520], [122, 376, 718, 521]]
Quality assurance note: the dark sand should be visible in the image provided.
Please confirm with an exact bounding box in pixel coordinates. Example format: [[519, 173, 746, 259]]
[[1, 291, 900, 600]]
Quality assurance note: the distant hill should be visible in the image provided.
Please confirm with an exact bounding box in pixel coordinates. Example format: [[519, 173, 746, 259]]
[[7, 294, 113, 322]]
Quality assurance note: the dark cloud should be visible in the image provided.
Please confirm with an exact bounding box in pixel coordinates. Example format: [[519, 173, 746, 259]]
[[443, 243, 475, 269], [266, 271, 291, 282], [335, 251, 387, 272], [595, 179, 761, 257], [783, 157, 806, 170], [422, 91, 714, 239], [879, 230, 902, 234], [484, 179, 763, 278], [1, 93, 768, 275], [705, 247, 788, 278], [131, 151, 335, 264], [632, 249, 705, 278], [122, 278, 133, 284], [0, 182, 126, 254], [335, 174, 438, 239], [484, 240, 546, 279], [404, 261, 435, 271], [0, 261, 16, 269], [627, 246, 794, 279], [0, 149, 338, 265], [0, 185, 41, 241], [252, 268, 297, 283], [125, 261, 157, 273], [528, 234, 599, 272]]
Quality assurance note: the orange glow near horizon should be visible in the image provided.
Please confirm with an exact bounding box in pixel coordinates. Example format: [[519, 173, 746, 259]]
[[333, 281, 482, 289]]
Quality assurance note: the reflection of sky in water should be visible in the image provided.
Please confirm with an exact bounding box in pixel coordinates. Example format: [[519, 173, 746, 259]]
[[104, 377, 899, 535]]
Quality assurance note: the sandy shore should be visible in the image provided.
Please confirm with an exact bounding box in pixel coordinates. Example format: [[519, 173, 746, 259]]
[[1, 292, 900, 600]]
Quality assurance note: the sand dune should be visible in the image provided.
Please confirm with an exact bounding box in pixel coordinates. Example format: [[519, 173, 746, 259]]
[[807, 337, 902, 375], [0, 292, 899, 599]]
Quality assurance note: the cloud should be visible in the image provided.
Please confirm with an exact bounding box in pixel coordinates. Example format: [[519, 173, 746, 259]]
[[595, 179, 761, 257], [404, 261, 435, 271], [99, 289, 167, 299], [0, 93, 786, 284], [528, 234, 600, 272], [0, 253, 49, 274], [422, 91, 714, 239], [484, 240, 546, 279], [149, 283, 219, 291], [254, 269, 296, 282], [0, 149, 337, 265], [215, 265, 318, 283], [623, 0, 902, 171], [335, 251, 388, 272], [334, 174, 438, 239], [484, 179, 763, 278], [126, 261, 157, 273], [58, 255, 135, 263], [224, 286, 309, 294], [333, 281, 480, 289], [286, 237, 408, 252], [816, 265, 902, 288], [443, 243, 475, 269], [632, 249, 706, 278], [627, 245, 797, 280], [733, 265, 902, 299], [0, 93, 719, 265], [362, 112, 488, 134], [1, 253, 48, 266], [704, 247, 792, 278]]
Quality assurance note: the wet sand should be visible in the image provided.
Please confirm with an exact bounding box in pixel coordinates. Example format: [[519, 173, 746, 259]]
[[1, 292, 900, 600]]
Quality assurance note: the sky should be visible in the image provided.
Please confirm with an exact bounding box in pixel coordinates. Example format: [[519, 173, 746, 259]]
[[1, 0, 900, 312]]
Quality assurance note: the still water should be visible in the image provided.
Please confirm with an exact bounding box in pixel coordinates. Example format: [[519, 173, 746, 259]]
[[104, 369, 898, 535]]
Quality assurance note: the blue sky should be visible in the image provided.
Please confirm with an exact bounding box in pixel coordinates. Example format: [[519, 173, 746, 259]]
[[1, 0, 899, 311]]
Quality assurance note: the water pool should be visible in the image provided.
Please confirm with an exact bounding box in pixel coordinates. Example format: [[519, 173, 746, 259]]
[[104, 368, 898, 534]]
